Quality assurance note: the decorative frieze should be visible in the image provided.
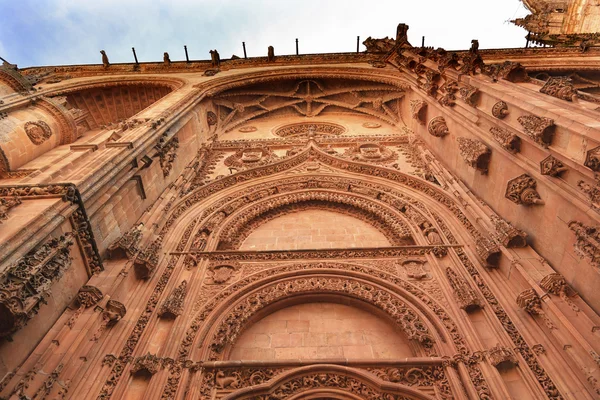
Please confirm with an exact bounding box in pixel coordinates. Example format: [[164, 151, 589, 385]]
[[540, 155, 567, 177], [0, 234, 74, 338], [491, 101, 509, 119], [457, 137, 491, 173], [446, 267, 483, 312], [540, 77, 577, 102], [0, 197, 21, 223], [134, 237, 163, 280], [24, 121, 53, 145], [505, 174, 544, 205], [487, 345, 518, 369], [409, 100, 427, 124], [517, 115, 555, 148], [540, 273, 580, 313], [108, 223, 144, 259], [516, 289, 555, 329], [274, 122, 345, 138], [584, 146, 600, 172], [490, 215, 527, 248], [158, 280, 188, 318], [490, 127, 520, 153], [568, 221, 600, 269], [427, 116, 449, 137]]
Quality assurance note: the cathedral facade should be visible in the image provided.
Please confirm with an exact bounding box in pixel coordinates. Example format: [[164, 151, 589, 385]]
[[1, 8, 600, 400]]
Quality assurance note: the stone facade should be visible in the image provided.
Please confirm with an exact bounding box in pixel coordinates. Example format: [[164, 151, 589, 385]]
[[0, 20, 599, 400]]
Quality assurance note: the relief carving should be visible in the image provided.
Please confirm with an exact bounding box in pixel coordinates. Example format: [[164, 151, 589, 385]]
[[505, 174, 544, 205], [131, 353, 162, 376], [207, 264, 237, 284], [457, 137, 491, 174], [158, 280, 188, 318], [517, 115, 555, 148], [274, 122, 345, 138], [540, 273, 580, 313], [24, 121, 53, 145], [439, 80, 458, 107], [427, 116, 449, 138], [577, 178, 600, 212], [223, 146, 279, 171], [490, 215, 527, 248], [446, 267, 483, 312], [540, 77, 577, 102], [516, 289, 555, 329], [0, 234, 74, 338], [482, 61, 527, 82], [540, 155, 567, 176], [584, 146, 600, 172], [66, 285, 103, 328], [0, 197, 21, 223], [341, 143, 396, 164], [207, 111, 218, 126], [92, 300, 126, 341], [568, 221, 600, 269], [409, 100, 427, 124], [134, 236, 163, 280], [490, 127, 520, 153], [402, 259, 427, 279], [108, 223, 144, 259], [487, 345, 518, 369], [491, 101, 509, 119]]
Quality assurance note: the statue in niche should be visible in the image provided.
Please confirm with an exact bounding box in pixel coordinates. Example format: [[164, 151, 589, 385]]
[[422, 222, 442, 245], [191, 231, 208, 250]]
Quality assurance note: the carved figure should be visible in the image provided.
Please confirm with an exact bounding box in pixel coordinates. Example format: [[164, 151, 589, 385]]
[[210, 50, 220, 67], [163, 52, 171, 66], [100, 50, 109, 68], [267, 46, 275, 62]]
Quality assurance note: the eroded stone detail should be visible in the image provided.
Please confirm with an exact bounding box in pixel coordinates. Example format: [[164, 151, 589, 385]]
[[427, 116, 448, 138], [516, 288, 555, 329], [158, 280, 188, 318], [517, 115, 555, 148], [24, 121, 52, 145], [341, 143, 396, 164], [446, 267, 483, 312], [490, 127, 520, 153], [0, 234, 73, 338], [491, 101, 509, 119], [505, 174, 544, 205], [540, 77, 577, 102], [540, 155, 567, 176], [457, 137, 491, 173]]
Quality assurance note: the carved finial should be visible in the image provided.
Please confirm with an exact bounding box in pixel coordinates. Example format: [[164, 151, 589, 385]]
[[210, 49, 220, 67]]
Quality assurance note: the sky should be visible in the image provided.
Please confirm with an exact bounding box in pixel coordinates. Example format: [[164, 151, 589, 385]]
[[0, 0, 532, 68]]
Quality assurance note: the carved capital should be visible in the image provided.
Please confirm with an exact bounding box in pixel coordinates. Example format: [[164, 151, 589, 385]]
[[505, 174, 544, 205], [540, 155, 567, 177], [517, 115, 555, 148], [428, 116, 449, 138], [457, 137, 491, 173], [491, 101, 509, 119]]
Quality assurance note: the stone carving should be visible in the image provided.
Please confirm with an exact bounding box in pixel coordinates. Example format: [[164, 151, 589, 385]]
[[439, 80, 459, 107], [540, 77, 577, 102], [540, 273, 580, 313], [341, 143, 396, 164], [517, 288, 555, 329], [491, 100, 509, 119], [66, 285, 103, 328], [134, 236, 163, 280], [131, 353, 162, 376], [584, 146, 600, 172], [238, 126, 257, 133], [490, 127, 520, 153], [156, 134, 179, 177], [505, 174, 544, 205], [207, 111, 217, 126], [446, 267, 483, 312], [457, 137, 491, 173], [491, 215, 527, 247], [108, 223, 144, 259], [210, 49, 220, 67], [92, 300, 126, 341], [274, 122, 345, 138], [267, 45, 275, 62], [100, 50, 109, 68], [24, 121, 53, 145], [207, 264, 237, 284], [517, 115, 555, 148], [476, 237, 501, 267], [223, 146, 279, 170], [402, 260, 427, 279], [427, 116, 449, 138], [482, 61, 527, 83], [363, 36, 395, 53], [459, 85, 479, 107], [0, 234, 73, 338], [70, 209, 104, 275], [409, 100, 427, 125], [158, 280, 188, 318], [362, 122, 381, 128], [163, 52, 171, 66], [0, 197, 21, 223], [487, 345, 519, 368], [568, 221, 600, 269], [540, 155, 567, 177], [577, 178, 600, 212]]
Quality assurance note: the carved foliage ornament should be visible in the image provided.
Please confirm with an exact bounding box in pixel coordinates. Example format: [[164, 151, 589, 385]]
[[427, 116, 448, 138], [517, 115, 555, 148], [134, 236, 163, 280], [505, 174, 544, 205], [456, 137, 491, 174], [487, 345, 518, 369], [490, 215, 527, 248], [490, 127, 520, 153], [24, 121, 53, 145], [540, 77, 577, 102], [108, 223, 144, 259], [540, 273, 579, 313], [540, 155, 567, 177], [66, 285, 103, 328]]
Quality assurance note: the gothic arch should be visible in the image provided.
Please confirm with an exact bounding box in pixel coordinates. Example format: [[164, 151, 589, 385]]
[[219, 364, 438, 400]]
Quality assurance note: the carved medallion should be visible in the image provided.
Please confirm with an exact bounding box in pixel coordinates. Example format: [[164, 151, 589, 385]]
[[505, 174, 544, 205], [491, 101, 509, 119], [208, 264, 237, 284], [362, 122, 381, 128], [427, 116, 449, 138], [24, 121, 52, 145]]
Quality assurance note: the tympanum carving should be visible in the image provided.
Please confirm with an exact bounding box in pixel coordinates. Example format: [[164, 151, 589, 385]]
[[505, 174, 544, 205]]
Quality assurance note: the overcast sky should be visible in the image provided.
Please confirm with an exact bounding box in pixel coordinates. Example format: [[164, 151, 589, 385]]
[[0, 0, 531, 68]]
